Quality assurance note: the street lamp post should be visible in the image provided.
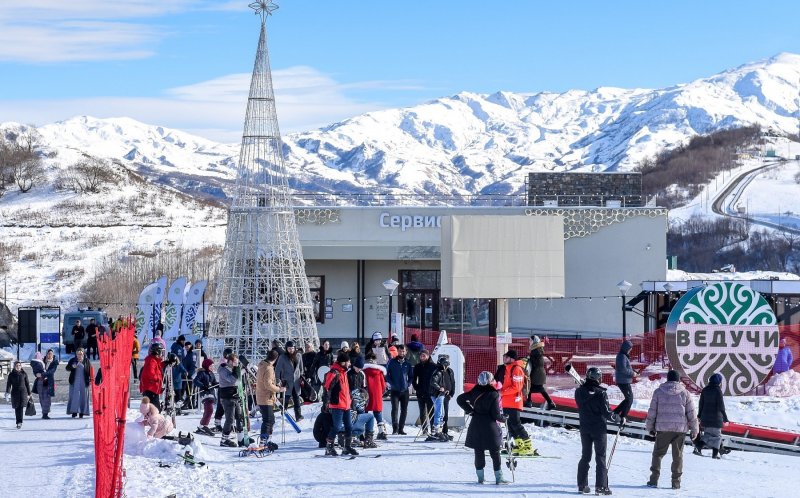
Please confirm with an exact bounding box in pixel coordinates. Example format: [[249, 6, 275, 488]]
[[382, 279, 399, 336], [617, 280, 632, 340]]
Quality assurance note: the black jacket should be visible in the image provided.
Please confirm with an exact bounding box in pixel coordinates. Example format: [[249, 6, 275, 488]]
[[528, 347, 547, 386], [311, 349, 334, 379], [347, 368, 366, 391], [698, 384, 728, 429], [66, 357, 92, 385], [575, 379, 612, 434], [413, 359, 437, 398], [430, 365, 455, 397], [457, 384, 503, 451], [5, 369, 31, 409]]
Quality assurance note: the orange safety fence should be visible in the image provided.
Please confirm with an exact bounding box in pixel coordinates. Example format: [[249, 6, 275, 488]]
[[93, 319, 135, 498]]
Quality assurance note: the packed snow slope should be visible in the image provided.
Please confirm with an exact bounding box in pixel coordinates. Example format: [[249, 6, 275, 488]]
[[3, 53, 800, 201], [2, 400, 800, 498]]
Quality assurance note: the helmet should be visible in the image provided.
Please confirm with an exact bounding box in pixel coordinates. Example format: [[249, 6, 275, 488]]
[[477, 371, 494, 386], [437, 354, 450, 368], [167, 353, 178, 365], [586, 367, 602, 383], [149, 343, 164, 356]]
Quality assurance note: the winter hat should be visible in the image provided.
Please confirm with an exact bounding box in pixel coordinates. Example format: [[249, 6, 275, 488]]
[[709, 373, 723, 385], [340, 341, 350, 350], [411, 334, 419, 342], [477, 371, 494, 386], [667, 370, 680, 382], [371, 332, 382, 341], [504, 350, 518, 360], [202, 358, 214, 371], [285, 340, 295, 349], [352, 356, 365, 369], [336, 351, 350, 364], [530, 335, 543, 349]]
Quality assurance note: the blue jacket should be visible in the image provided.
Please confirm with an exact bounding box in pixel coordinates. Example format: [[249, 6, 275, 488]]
[[172, 363, 188, 391], [182, 351, 196, 379], [385, 357, 412, 392], [614, 341, 635, 385], [774, 346, 794, 374], [170, 341, 186, 362]]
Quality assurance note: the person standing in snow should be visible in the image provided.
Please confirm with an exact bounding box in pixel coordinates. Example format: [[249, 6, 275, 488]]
[[323, 352, 358, 456], [576, 367, 615, 495], [428, 354, 455, 442], [413, 349, 436, 434], [457, 371, 509, 485], [139, 342, 165, 412], [194, 358, 217, 436], [773, 338, 794, 374], [499, 350, 536, 455], [71, 319, 85, 352], [131, 336, 140, 380], [31, 349, 58, 419], [4, 361, 31, 429], [612, 340, 637, 423], [139, 396, 174, 439], [693, 373, 730, 459], [311, 340, 334, 387], [405, 333, 424, 367], [645, 370, 699, 490], [527, 335, 555, 410], [85, 318, 99, 361], [218, 352, 244, 447], [275, 340, 305, 421], [256, 350, 286, 450], [385, 344, 412, 434], [66, 348, 91, 418], [363, 352, 388, 439], [365, 332, 390, 365]]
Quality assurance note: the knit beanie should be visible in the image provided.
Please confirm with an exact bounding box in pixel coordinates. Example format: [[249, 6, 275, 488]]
[[667, 370, 680, 382]]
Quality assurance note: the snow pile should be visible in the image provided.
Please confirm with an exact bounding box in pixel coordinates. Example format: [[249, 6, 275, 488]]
[[766, 370, 800, 397]]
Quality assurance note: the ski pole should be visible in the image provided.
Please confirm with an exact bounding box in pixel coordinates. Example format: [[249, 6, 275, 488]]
[[606, 419, 625, 470], [414, 403, 436, 442], [503, 422, 516, 482], [455, 413, 471, 447], [281, 390, 287, 444]]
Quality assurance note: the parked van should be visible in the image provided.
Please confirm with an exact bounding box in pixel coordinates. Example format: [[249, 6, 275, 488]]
[[63, 309, 110, 354]]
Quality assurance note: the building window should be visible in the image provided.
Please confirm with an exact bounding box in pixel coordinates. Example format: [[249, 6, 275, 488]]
[[308, 276, 324, 323]]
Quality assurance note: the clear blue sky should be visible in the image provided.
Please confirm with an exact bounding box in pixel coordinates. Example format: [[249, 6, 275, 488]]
[[1, 0, 799, 141]]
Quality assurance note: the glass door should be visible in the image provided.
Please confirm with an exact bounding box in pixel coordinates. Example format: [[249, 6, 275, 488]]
[[402, 290, 439, 330]]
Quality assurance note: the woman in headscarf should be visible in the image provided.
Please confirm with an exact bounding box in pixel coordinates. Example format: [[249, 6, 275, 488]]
[[4, 361, 31, 429], [30, 349, 59, 419], [66, 348, 91, 418]]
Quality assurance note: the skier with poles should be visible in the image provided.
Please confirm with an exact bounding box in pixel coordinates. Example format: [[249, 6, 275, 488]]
[[575, 367, 616, 495], [456, 371, 509, 485]]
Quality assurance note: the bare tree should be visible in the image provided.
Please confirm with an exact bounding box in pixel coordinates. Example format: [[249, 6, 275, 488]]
[[14, 154, 45, 193], [71, 156, 116, 193]]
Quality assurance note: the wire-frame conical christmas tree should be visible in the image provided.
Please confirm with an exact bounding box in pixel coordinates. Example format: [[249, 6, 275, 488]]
[[209, 1, 319, 359]]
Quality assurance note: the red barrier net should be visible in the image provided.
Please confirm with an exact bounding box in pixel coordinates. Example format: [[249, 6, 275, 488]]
[[408, 324, 799, 388], [92, 320, 135, 498]]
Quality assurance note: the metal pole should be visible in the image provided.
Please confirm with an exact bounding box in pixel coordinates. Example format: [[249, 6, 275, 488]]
[[621, 295, 627, 340], [387, 292, 392, 335]]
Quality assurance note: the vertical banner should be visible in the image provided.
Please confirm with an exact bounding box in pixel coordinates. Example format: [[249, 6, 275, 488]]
[[150, 276, 168, 339], [135, 282, 158, 346], [181, 280, 208, 336], [163, 277, 187, 343]]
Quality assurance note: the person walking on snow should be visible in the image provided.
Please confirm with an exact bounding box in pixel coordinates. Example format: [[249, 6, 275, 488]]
[[275, 340, 305, 421], [5, 361, 31, 429], [527, 335, 555, 410], [31, 349, 58, 419], [773, 338, 794, 374], [693, 373, 731, 459], [66, 348, 91, 418], [413, 349, 436, 434], [363, 352, 388, 439], [612, 340, 637, 423], [323, 352, 358, 456], [500, 350, 536, 455], [428, 354, 455, 442], [385, 344, 413, 434], [457, 371, 509, 485], [194, 358, 217, 436], [256, 350, 286, 451], [575, 367, 615, 495], [645, 370, 699, 490]]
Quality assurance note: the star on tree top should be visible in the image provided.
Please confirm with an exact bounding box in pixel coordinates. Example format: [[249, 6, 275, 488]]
[[249, 1, 279, 22]]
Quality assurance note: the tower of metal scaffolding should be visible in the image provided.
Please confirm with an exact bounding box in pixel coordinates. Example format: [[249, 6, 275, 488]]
[[209, 1, 319, 359]]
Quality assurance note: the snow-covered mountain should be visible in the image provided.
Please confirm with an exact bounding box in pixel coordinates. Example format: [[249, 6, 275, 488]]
[[4, 53, 800, 201]]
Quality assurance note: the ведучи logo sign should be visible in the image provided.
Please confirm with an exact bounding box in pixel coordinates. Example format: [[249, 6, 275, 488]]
[[666, 281, 779, 396]]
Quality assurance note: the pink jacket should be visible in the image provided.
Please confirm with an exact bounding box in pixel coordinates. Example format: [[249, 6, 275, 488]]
[[645, 381, 699, 436], [140, 403, 174, 439]]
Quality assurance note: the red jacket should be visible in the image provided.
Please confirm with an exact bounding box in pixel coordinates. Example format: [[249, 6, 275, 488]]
[[139, 355, 164, 394], [324, 363, 351, 411], [363, 363, 387, 412], [500, 360, 526, 410]]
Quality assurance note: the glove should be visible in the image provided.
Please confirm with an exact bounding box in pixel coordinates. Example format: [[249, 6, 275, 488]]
[[4, 392, 9, 402], [649, 430, 656, 437]]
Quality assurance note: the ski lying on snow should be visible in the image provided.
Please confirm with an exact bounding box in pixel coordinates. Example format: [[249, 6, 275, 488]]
[[313, 454, 382, 459]]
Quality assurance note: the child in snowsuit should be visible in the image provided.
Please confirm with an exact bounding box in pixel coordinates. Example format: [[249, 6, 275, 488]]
[[139, 396, 174, 439]]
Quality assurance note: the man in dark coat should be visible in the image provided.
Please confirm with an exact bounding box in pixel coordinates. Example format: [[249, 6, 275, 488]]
[[275, 341, 304, 420], [428, 355, 455, 441], [71, 319, 85, 352], [385, 345, 413, 434], [457, 371, 508, 485], [694, 373, 730, 458], [4, 361, 31, 428], [612, 340, 636, 422], [85, 318, 99, 360], [412, 349, 437, 434], [575, 367, 615, 495]]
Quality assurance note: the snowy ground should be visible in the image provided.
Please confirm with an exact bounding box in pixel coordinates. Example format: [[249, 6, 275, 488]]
[[3, 397, 800, 498]]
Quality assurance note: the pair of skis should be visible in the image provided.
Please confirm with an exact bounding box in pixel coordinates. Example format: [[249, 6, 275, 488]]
[[565, 363, 624, 470]]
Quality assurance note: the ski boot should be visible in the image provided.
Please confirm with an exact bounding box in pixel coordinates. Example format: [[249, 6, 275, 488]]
[[325, 438, 338, 456], [195, 426, 214, 436], [512, 438, 538, 456], [476, 469, 485, 484], [426, 425, 444, 442], [336, 432, 345, 448], [342, 443, 359, 456], [220, 434, 237, 447], [595, 487, 612, 495], [377, 423, 388, 440], [236, 432, 247, 447], [213, 420, 223, 433], [494, 470, 510, 485], [363, 432, 378, 449]]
